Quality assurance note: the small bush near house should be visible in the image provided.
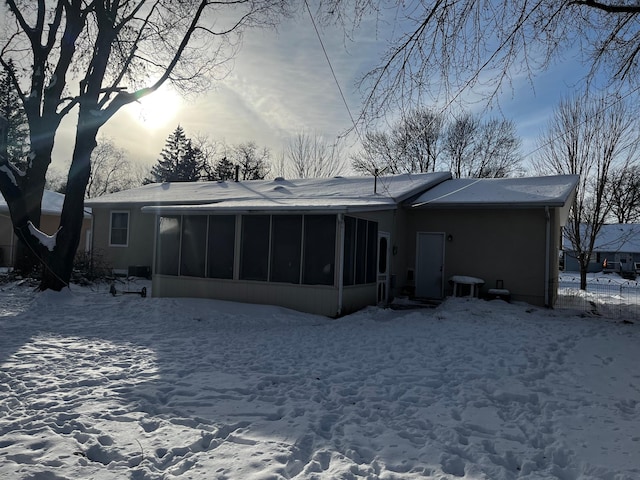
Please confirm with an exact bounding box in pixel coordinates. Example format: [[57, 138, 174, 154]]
[[72, 250, 113, 284]]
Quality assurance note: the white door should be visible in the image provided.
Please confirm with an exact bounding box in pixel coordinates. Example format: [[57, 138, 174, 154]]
[[377, 232, 390, 304], [416, 232, 445, 299]]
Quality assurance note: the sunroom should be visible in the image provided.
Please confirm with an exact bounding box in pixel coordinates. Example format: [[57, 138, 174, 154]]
[[142, 200, 396, 317]]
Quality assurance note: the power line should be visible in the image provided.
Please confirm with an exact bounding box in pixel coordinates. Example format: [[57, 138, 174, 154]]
[[303, 0, 363, 146], [306, 3, 640, 182], [518, 83, 640, 164], [304, 0, 395, 196]]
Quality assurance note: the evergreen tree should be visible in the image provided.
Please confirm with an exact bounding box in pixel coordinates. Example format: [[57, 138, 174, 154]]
[[148, 126, 203, 183], [213, 156, 236, 181], [0, 60, 29, 170]]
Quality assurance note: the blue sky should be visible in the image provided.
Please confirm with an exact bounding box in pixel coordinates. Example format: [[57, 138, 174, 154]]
[[50, 8, 601, 176]]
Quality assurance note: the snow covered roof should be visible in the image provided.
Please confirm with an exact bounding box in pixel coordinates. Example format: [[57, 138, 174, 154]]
[[0, 190, 91, 216], [86, 172, 452, 213], [564, 224, 640, 253], [408, 175, 579, 209]]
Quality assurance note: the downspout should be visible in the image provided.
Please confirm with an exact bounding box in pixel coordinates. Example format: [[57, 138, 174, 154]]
[[337, 213, 345, 317], [151, 213, 159, 295], [544, 206, 550, 307], [88, 209, 94, 276]]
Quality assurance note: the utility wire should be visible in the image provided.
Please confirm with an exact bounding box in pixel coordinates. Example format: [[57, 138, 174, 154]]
[[306, 3, 640, 189], [303, 0, 363, 146], [303, 0, 394, 197]]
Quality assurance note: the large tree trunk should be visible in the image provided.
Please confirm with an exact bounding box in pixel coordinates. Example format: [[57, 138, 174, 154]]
[[12, 161, 48, 275], [39, 120, 95, 291], [0, 124, 55, 276]]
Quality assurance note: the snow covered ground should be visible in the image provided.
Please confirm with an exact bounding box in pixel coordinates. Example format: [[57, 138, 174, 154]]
[[558, 272, 640, 321], [1, 278, 639, 479]]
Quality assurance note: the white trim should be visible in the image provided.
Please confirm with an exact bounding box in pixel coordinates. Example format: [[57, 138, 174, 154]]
[[377, 231, 391, 304], [109, 210, 130, 247]]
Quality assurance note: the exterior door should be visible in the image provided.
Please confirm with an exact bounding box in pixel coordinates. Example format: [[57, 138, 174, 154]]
[[377, 232, 390, 304], [416, 232, 445, 299]]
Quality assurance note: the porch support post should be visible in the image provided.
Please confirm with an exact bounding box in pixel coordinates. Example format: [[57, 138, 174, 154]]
[[544, 206, 551, 307], [337, 213, 345, 316]]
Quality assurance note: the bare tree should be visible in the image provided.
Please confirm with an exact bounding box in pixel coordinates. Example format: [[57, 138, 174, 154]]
[[285, 130, 345, 178], [444, 116, 522, 178], [395, 109, 444, 173], [351, 108, 444, 174], [606, 164, 640, 223], [195, 134, 225, 181], [0, 1, 290, 290], [444, 113, 479, 179], [0, 59, 29, 170], [534, 94, 640, 289], [45, 167, 68, 194], [352, 108, 521, 177], [320, 2, 640, 121], [272, 150, 288, 179], [351, 130, 397, 175], [230, 142, 271, 180], [86, 138, 142, 198]]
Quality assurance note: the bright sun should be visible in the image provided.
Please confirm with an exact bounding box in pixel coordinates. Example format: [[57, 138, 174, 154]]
[[127, 85, 182, 130]]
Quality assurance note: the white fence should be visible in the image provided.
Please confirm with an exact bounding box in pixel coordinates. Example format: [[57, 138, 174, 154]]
[[556, 273, 640, 320]]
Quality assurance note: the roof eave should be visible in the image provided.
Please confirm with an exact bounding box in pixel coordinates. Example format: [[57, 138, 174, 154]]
[[141, 204, 397, 215], [409, 201, 568, 209]]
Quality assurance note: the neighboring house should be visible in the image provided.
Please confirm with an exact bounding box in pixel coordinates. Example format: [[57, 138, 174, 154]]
[[85, 173, 578, 316], [0, 190, 92, 267], [563, 223, 640, 275]]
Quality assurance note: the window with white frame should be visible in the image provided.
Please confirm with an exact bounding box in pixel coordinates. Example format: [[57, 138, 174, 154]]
[[110, 211, 130, 247]]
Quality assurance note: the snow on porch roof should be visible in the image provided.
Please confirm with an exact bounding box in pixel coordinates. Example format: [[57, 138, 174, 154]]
[[0, 189, 92, 217], [408, 175, 580, 208], [141, 197, 397, 215], [86, 172, 452, 209]]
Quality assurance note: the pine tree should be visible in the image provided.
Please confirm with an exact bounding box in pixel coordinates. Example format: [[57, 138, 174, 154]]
[[213, 156, 236, 181], [147, 126, 203, 183], [0, 60, 30, 170], [180, 139, 205, 182]]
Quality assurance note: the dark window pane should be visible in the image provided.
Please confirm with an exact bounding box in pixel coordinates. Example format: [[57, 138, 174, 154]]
[[343, 216, 356, 286], [240, 215, 270, 281], [157, 216, 181, 276], [208, 215, 235, 279], [366, 221, 378, 283], [378, 236, 387, 274], [112, 213, 128, 228], [303, 215, 336, 286], [110, 212, 128, 246], [355, 218, 367, 284], [180, 216, 207, 277], [270, 215, 302, 283]]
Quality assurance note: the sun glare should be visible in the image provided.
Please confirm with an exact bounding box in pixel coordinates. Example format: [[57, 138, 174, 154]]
[[128, 85, 182, 130]]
